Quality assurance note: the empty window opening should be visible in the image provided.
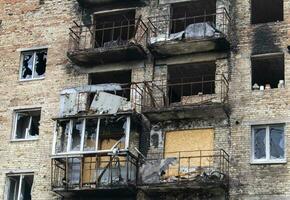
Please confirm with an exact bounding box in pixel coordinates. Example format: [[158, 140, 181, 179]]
[[5, 174, 33, 200], [13, 109, 41, 140], [167, 62, 216, 103], [251, 0, 283, 24], [89, 70, 132, 100], [171, 0, 216, 34], [94, 10, 136, 48], [252, 124, 285, 163], [55, 116, 130, 154], [251, 53, 284, 90], [20, 49, 47, 80]]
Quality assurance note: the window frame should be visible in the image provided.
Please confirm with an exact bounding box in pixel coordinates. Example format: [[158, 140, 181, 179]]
[[4, 173, 34, 200], [19, 49, 47, 81], [52, 116, 131, 155], [11, 108, 41, 141], [251, 124, 286, 164]]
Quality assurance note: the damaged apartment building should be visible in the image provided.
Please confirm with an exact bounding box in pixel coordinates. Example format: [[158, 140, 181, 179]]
[[0, 0, 289, 200]]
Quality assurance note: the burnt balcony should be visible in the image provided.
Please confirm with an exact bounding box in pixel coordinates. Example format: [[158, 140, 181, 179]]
[[67, 18, 148, 66], [51, 151, 139, 198], [147, 8, 231, 58], [139, 150, 229, 195], [76, 0, 146, 7], [141, 74, 229, 121]]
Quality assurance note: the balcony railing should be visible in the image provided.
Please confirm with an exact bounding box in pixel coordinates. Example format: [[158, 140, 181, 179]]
[[148, 8, 230, 44], [140, 149, 229, 187], [141, 74, 229, 111], [68, 17, 148, 53], [52, 151, 139, 191]]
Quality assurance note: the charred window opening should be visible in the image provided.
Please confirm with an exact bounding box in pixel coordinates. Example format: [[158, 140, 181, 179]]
[[251, 54, 284, 90], [251, 0, 283, 24], [54, 116, 130, 154], [89, 70, 132, 100], [170, 0, 216, 34], [13, 109, 41, 140], [168, 62, 216, 103], [20, 49, 47, 80], [5, 174, 33, 200], [94, 10, 136, 48]]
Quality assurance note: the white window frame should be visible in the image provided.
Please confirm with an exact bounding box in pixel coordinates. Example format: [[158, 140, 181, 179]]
[[251, 124, 286, 164], [53, 116, 131, 155], [4, 173, 34, 200], [12, 109, 41, 141], [19, 49, 47, 81]]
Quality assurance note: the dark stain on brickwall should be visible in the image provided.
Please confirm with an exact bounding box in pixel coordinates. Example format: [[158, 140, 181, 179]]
[[252, 24, 281, 54]]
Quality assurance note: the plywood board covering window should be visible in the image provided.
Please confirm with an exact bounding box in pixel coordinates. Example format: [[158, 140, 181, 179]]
[[164, 129, 214, 177]]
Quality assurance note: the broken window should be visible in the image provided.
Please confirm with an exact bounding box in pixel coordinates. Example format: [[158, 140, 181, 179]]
[[54, 116, 130, 154], [170, 0, 216, 34], [13, 109, 41, 140], [94, 10, 135, 48], [167, 62, 216, 103], [251, 0, 283, 24], [251, 53, 284, 90], [252, 124, 285, 163], [5, 174, 33, 200], [89, 70, 132, 100], [20, 49, 47, 80]]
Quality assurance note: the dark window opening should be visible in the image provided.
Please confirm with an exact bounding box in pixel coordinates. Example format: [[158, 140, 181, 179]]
[[251, 54, 284, 90], [94, 10, 136, 48], [6, 174, 33, 200], [89, 70, 132, 100], [14, 110, 41, 140], [170, 0, 216, 34], [251, 0, 283, 24], [21, 49, 47, 80], [168, 62, 216, 103]]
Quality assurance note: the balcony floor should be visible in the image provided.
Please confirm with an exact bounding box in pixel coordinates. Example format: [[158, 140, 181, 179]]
[[142, 103, 229, 122], [148, 37, 230, 58], [67, 44, 147, 66]]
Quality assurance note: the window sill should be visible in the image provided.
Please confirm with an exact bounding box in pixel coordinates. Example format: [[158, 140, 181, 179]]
[[250, 160, 287, 165], [19, 77, 45, 82], [10, 138, 39, 142]]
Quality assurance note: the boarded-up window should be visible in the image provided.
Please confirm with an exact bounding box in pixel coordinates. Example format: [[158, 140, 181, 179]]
[[164, 129, 214, 178]]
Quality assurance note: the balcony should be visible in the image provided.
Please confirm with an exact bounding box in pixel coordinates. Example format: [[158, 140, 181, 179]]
[[139, 150, 229, 194], [141, 74, 229, 121], [67, 17, 148, 66], [147, 8, 230, 58], [76, 0, 146, 7], [52, 151, 139, 198]]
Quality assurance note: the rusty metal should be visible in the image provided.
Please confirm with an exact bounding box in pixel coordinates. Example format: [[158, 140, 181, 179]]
[[141, 74, 229, 111], [148, 7, 230, 42], [68, 17, 148, 53]]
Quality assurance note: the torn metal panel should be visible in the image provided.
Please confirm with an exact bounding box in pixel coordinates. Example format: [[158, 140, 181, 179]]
[[140, 157, 177, 184], [60, 92, 78, 116], [90, 92, 128, 115]]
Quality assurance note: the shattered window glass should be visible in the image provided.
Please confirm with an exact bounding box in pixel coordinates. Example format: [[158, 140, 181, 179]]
[[14, 110, 40, 140], [270, 125, 284, 159], [98, 117, 126, 150], [70, 119, 84, 151], [55, 120, 70, 153], [6, 174, 33, 200], [20, 49, 47, 80], [84, 118, 98, 151], [254, 127, 266, 160]]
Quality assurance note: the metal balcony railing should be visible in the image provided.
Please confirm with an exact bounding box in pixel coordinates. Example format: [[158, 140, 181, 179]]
[[148, 8, 230, 44], [68, 17, 148, 53], [141, 74, 229, 111], [52, 151, 139, 190], [140, 149, 229, 187]]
